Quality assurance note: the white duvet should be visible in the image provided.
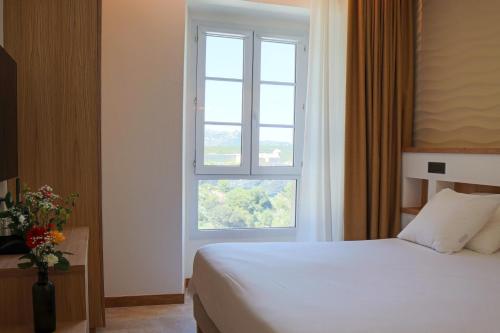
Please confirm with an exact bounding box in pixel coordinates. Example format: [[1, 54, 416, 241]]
[[191, 239, 500, 333]]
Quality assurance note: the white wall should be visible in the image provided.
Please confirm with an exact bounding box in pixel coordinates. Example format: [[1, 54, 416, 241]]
[[190, 0, 309, 21], [183, 3, 309, 278], [102, 0, 186, 297]]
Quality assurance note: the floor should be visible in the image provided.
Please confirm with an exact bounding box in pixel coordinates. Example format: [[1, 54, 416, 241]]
[[96, 295, 196, 333]]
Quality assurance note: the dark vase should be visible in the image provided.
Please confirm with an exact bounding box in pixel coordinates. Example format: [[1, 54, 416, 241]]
[[32, 268, 56, 333]]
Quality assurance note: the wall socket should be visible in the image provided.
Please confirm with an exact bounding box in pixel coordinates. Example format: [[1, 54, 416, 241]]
[[428, 162, 446, 174]]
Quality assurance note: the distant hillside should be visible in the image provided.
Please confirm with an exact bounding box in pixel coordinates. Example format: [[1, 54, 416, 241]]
[[205, 127, 293, 147], [205, 127, 240, 146]]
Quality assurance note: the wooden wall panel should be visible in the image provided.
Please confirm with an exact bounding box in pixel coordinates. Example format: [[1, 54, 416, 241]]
[[414, 0, 500, 147], [3, 0, 104, 328]]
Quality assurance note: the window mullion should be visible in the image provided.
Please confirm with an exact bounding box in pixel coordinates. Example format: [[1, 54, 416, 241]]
[[250, 33, 261, 175], [240, 30, 254, 176]]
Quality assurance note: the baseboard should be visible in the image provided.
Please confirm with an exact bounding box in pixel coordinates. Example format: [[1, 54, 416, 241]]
[[105, 293, 185, 308]]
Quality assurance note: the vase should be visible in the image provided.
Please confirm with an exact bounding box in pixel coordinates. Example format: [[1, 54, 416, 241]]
[[32, 268, 56, 333]]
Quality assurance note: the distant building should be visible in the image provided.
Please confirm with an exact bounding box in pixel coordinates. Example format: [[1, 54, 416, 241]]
[[259, 149, 281, 165]]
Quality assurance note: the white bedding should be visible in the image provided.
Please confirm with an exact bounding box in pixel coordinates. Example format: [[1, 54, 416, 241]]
[[190, 239, 500, 333]]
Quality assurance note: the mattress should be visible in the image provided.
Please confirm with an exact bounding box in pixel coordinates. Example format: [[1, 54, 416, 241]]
[[190, 239, 500, 333]]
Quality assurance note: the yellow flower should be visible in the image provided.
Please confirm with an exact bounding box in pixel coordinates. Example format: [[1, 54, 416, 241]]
[[50, 231, 65, 245]]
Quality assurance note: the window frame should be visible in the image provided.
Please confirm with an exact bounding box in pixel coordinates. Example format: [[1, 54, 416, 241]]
[[188, 21, 308, 235], [195, 25, 254, 175], [251, 34, 307, 175]]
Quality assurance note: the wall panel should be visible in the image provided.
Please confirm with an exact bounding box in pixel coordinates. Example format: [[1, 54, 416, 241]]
[[414, 0, 500, 147], [3, 0, 104, 328]]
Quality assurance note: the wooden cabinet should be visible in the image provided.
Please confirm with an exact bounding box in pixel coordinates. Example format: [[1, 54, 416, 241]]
[[0, 228, 89, 332]]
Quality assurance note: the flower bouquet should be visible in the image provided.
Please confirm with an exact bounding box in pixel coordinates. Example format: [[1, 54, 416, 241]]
[[0, 185, 77, 333]]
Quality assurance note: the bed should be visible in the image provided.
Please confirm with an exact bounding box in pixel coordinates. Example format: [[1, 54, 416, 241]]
[[190, 239, 500, 333], [191, 152, 500, 333]]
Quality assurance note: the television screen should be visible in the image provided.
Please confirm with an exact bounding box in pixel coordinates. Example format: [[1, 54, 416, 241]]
[[0, 46, 18, 182]]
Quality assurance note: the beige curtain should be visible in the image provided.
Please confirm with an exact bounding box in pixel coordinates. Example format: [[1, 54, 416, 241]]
[[344, 0, 415, 240]]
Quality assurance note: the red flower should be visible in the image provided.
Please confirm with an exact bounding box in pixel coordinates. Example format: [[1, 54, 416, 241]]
[[47, 223, 55, 230], [40, 185, 53, 199], [26, 227, 48, 249]]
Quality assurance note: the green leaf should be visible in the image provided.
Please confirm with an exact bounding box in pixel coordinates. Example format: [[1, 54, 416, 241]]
[[5, 192, 14, 208], [54, 258, 70, 271], [59, 256, 70, 265], [18, 261, 34, 269], [19, 254, 33, 261]]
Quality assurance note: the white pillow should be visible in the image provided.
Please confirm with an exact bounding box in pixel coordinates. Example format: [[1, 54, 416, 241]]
[[466, 205, 500, 254], [398, 188, 500, 253]]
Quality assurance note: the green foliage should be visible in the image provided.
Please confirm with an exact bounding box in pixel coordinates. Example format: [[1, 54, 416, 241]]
[[54, 255, 70, 272], [18, 261, 34, 269], [18, 254, 35, 269], [198, 180, 295, 230], [4, 192, 14, 209]]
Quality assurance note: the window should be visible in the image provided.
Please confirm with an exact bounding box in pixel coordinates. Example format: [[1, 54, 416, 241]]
[[192, 24, 307, 230]]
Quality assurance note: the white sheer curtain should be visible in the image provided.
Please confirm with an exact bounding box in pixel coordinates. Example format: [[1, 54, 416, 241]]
[[297, 0, 348, 241]]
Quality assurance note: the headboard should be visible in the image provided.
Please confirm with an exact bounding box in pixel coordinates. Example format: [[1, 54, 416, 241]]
[[401, 152, 500, 226]]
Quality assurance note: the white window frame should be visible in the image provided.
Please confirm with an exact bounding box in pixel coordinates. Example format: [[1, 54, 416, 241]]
[[188, 20, 308, 236], [195, 25, 254, 175], [251, 34, 307, 175]]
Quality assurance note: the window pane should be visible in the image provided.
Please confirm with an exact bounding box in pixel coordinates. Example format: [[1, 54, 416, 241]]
[[205, 80, 242, 123], [260, 84, 295, 126], [198, 180, 296, 229], [259, 127, 294, 166], [204, 125, 241, 166], [206, 35, 243, 79], [261, 41, 296, 83]]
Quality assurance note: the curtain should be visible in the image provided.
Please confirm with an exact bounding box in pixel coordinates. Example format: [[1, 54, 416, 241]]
[[298, 0, 349, 241], [344, 0, 415, 240]]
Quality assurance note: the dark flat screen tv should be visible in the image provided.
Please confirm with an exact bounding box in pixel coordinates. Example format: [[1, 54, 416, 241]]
[[0, 46, 18, 182]]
